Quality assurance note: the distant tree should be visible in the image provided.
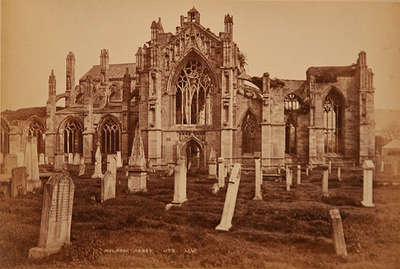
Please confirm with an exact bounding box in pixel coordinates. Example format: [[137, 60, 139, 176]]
[[381, 122, 400, 141]]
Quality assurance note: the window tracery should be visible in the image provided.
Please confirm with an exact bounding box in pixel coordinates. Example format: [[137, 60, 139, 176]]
[[323, 90, 343, 153], [101, 118, 120, 154], [63, 119, 83, 153]]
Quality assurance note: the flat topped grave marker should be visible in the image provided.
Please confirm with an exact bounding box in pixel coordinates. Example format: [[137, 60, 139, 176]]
[[29, 172, 75, 259], [362, 160, 375, 207], [101, 171, 115, 203], [216, 163, 241, 232]]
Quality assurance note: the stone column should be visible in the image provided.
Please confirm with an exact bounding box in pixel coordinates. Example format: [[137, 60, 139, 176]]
[[322, 165, 329, 197], [216, 163, 241, 231], [297, 165, 301, 185], [253, 157, 262, 200], [361, 160, 375, 207], [329, 208, 348, 258], [217, 157, 225, 188]]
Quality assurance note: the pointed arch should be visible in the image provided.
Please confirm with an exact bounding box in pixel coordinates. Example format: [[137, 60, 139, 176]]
[[58, 116, 83, 154], [177, 135, 205, 172], [241, 110, 261, 154], [98, 115, 121, 154], [26, 116, 46, 154], [323, 87, 344, 154]]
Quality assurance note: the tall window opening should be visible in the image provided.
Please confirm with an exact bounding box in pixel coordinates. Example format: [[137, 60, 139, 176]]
[[175, 58, 213, 125], [0, 119, 9, 154], [242, 111, 260, 154], [285, 116, 297, 154], [63, 119, 83, 153], [323, 90, 343, 153], [28, 120, 45, 154], [101, 118, 120, 154]]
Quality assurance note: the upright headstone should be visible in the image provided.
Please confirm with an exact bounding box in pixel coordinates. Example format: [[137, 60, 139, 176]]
[[54, 155, 64, 171], [4, 154, 18, 175], [101, 171, 115, 203], [286, 167, 292, 191], [16, 152, 25, 167], [216, 163, 241, 231], [11, 167, 28, 198], [116, 151, 123, 168], [92, 142, 103, 178], [68, 153, 74, 164], [337, 167, 342, 182], [329, 208, 348, 258], [25, 137, 40, 191], [217, 157, 225, 188], [29, 173, 75, 259], [322, 165, 329, 197], [361, 160, 375, 207], [39, 153, 45, 165], [78, 157, 85, 176], [297, 165, 301, 185], [128, 127, 147, 192], [107, 154, 117, 178], [208, 148, 217, 178], [73, 153, 80, 165], [253, 157, 262, 200], [171, 158, 187, 205]]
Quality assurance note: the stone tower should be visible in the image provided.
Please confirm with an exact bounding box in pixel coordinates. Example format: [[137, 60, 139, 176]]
[[65, 52, 75, 106]]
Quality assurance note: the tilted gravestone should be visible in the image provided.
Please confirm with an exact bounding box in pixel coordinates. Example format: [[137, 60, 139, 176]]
[[216, 163, 241, 231], [29, 173, 75, 259], [101, 171, 115, 203], [11, 167, 28, 198], [329, 208, 347, 258]]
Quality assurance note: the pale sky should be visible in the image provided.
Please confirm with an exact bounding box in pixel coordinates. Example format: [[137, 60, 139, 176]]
[[1, 0, 400, 110]]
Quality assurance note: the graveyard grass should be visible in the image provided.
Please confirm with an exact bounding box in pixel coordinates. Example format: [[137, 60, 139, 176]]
[[1, 168, 400, 269]]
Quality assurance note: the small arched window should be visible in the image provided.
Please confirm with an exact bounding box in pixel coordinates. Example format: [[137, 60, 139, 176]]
[[323, 90, 343, 153], [101, 118, 120, 154], [63, 119, 83, 153]]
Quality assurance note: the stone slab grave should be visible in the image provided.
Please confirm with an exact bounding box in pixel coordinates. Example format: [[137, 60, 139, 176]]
[[11, 167, 28, 198], [128, 126, 148, 193], [329, 208, 348, 258], [101, 171, 116, 203], [322, 165, 329, 197], [253, 157, 262, 200], [166, 158, 187, 210], [92, 142, 104, 178], [362, 160, 375, 207], [216, 163, 241, 231], [29, 173, 75, 259], [25, 137, 41, 192]]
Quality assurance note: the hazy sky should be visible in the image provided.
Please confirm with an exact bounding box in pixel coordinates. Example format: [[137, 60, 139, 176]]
[[2, 0, 400, 110]]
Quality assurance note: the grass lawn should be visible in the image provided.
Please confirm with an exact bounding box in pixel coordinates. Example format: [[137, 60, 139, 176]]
[[0, 167, 399, 269]]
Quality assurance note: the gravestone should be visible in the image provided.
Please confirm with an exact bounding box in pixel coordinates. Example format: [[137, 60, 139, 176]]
[[329, 208, 348, 258], [29, 173, 75, 259], [39, 153, 45, 165], [380, 159, 384, 173], [361, 160, 375, 207], [217, 157, 225, 188], [54, 155, 64, 171], [306, 166, 309, 176], [107, 154, 117, 178], [328, 160, 332, 174], [11, 167, 28, 198], [68, 153, 73, 164], [297, 165, 301, 185], [128, 127, 147, 192], [216, 163, 241, 231], [92, 143, 103, 178], [4, 154, 18, 175], [337, 167, 342, 181], [172, 158, 187, 204], [286, 167, 292, 191], [101, 171, 115, 203], [208, 148, 217, 178], [78, 158, 85, 176], [16, 152, 25, 167], [253, 157, 262, 200], [73, 153, 80, 165], [322, 165, 329, 197], [116, 151, 123, 168], [25, 137, 40, 191]]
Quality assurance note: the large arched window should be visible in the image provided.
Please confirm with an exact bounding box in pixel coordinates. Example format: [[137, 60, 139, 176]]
[[28, 119, 45, 154], [0, 119, 9, 154], [285, 115, 297, 154], [284, 93, 301, 112], [100, 118, 120, 154], [323, 90, 343, 154], [242, 111, 261, 154], [175, 58, 213, 125], [63, 119, 83, 153]]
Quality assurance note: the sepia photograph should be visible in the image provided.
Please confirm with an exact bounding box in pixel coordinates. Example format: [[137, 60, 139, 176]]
[[1, 0, 399, 268]]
